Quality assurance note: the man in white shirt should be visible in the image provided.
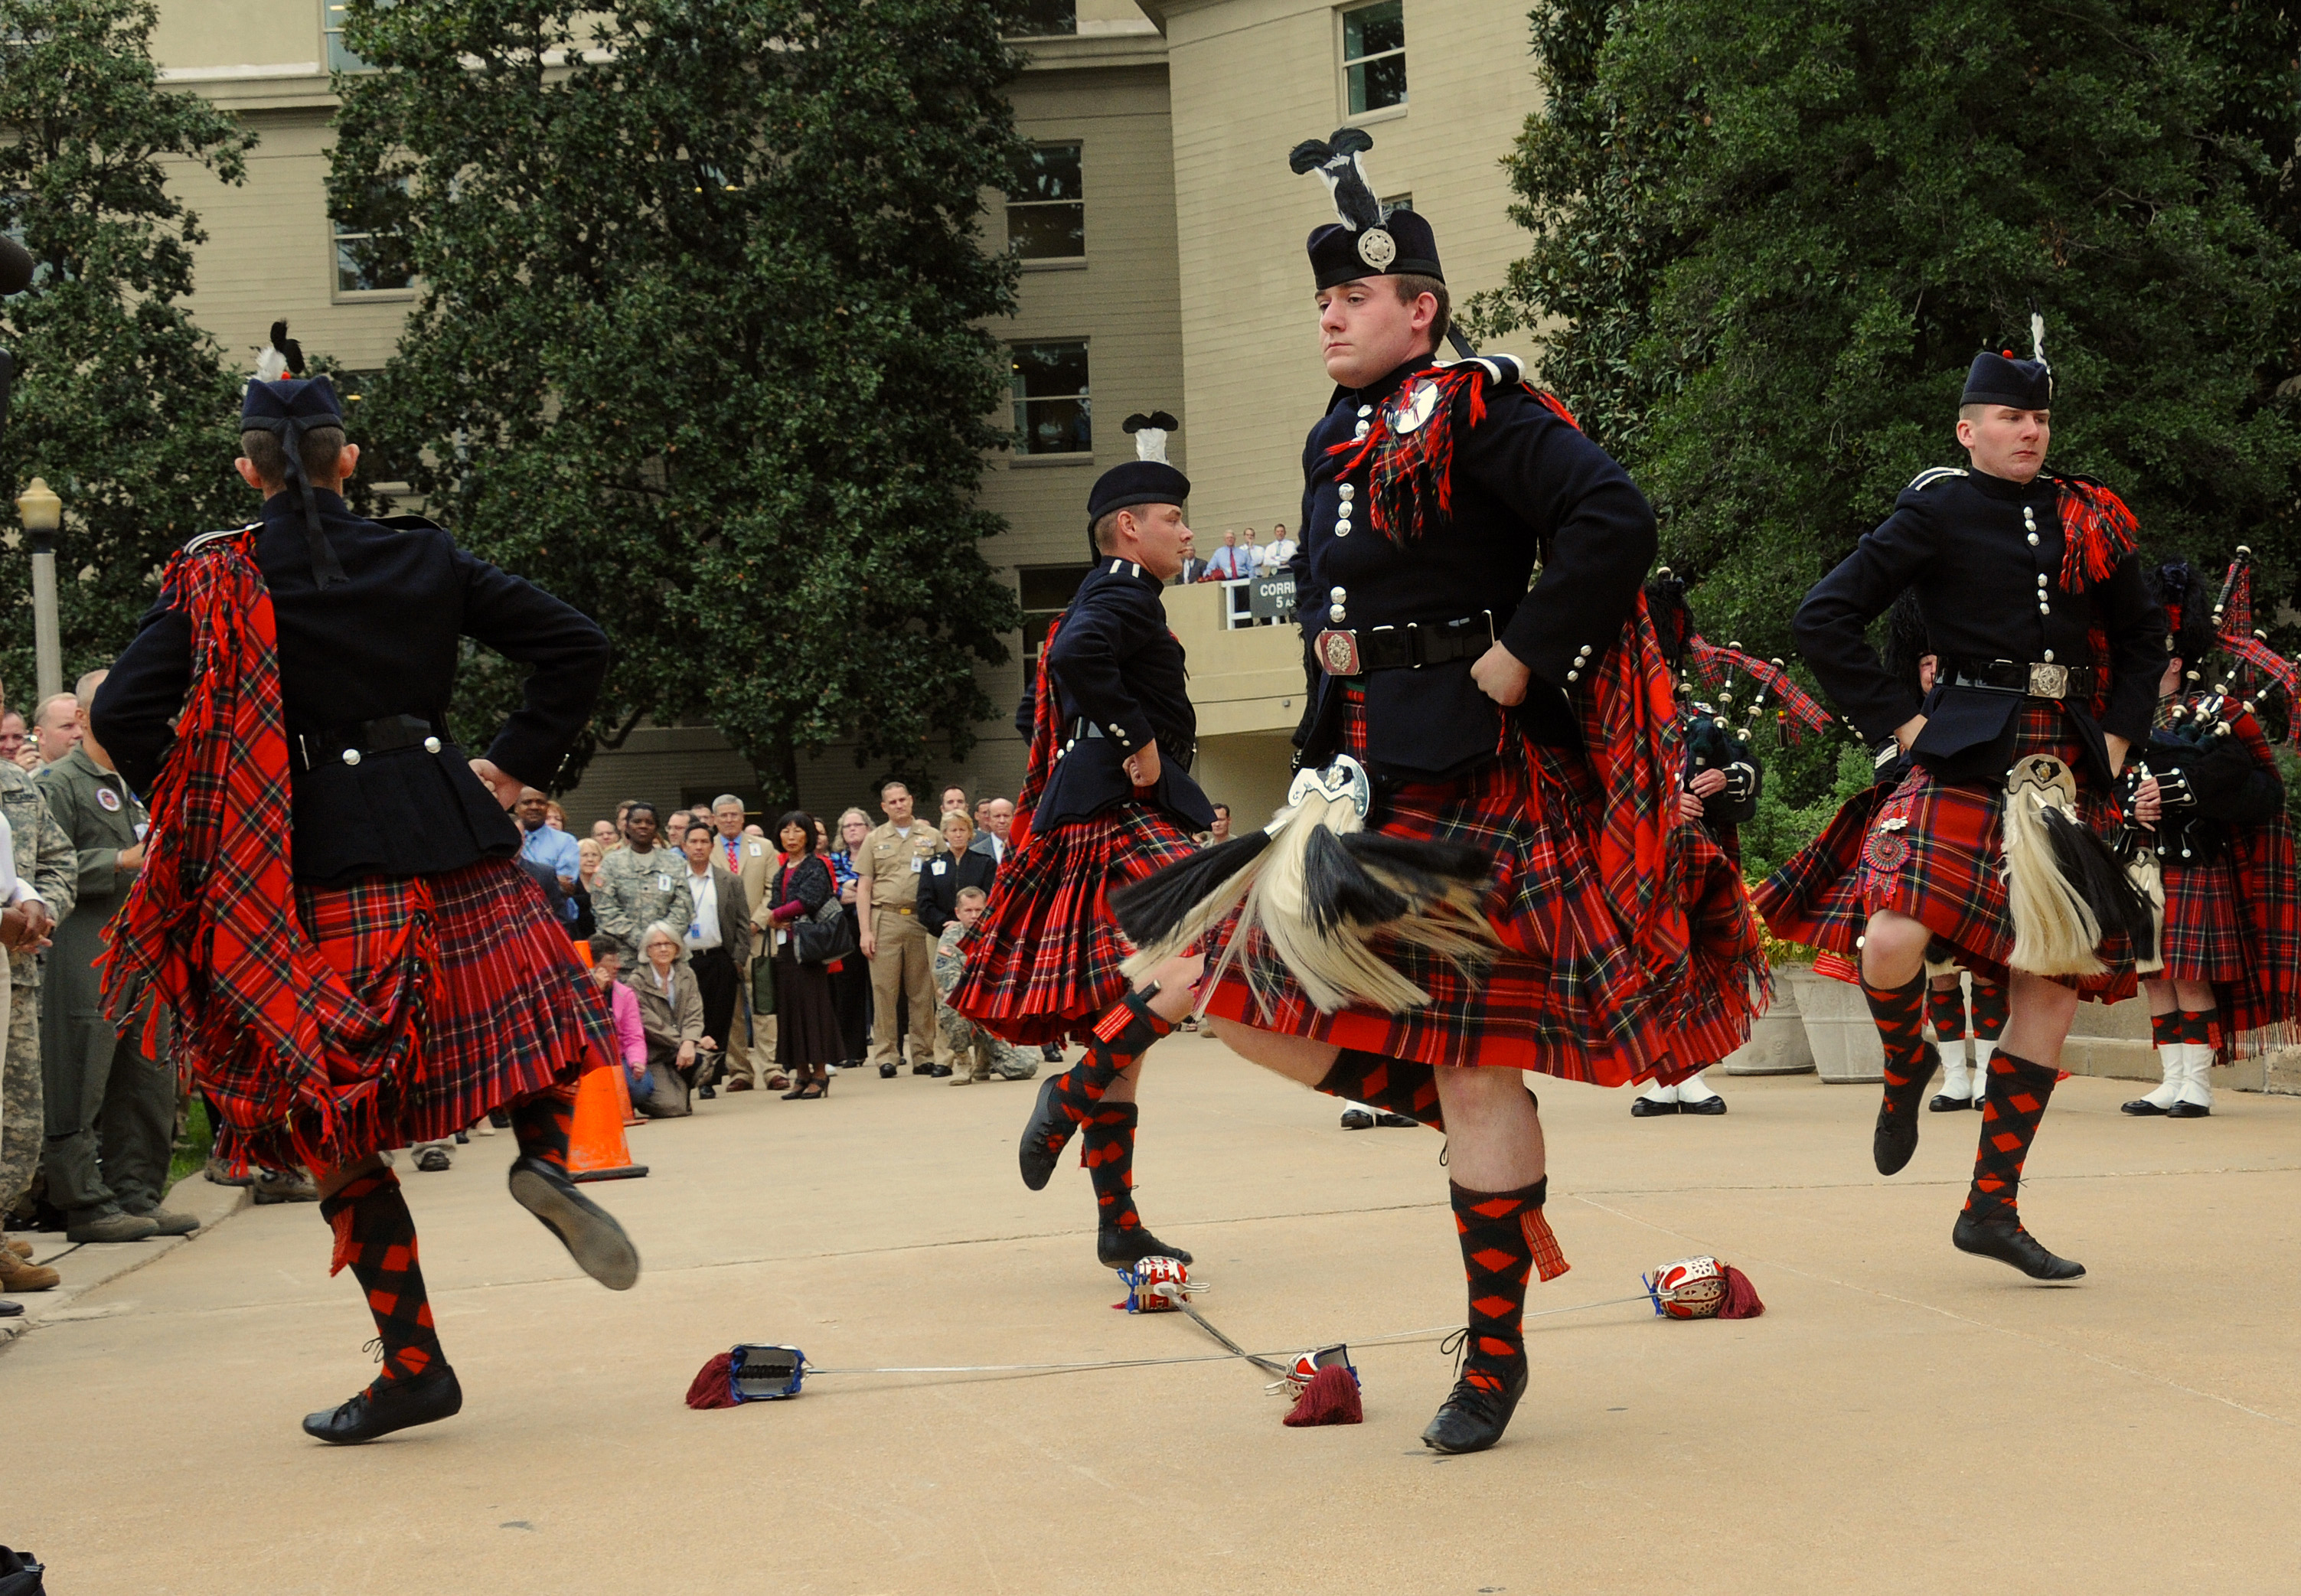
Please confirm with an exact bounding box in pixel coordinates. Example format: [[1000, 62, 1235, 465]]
[[678, 821, 749, 1098], [1202, 530, 1248, 581], [1264, 521, 1298, 568], [709, 795, 778, 1088]]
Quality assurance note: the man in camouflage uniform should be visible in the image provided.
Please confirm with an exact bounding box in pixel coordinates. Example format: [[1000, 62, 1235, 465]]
[[592, 801, 693, 958], [37, 668, 193, 1242], [935, 886, 1033, 1085], [0, 678, 78, 1293]]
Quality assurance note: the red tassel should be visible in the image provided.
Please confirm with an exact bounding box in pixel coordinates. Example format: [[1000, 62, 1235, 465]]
[[685, 1351, 739, 1410], [1716, 1264, 1765, 1320], [1281, 1364, 1363, 1427], [327, 1201, 357, 1278]]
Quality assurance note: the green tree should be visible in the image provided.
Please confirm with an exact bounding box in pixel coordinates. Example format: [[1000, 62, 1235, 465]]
[[0, 0, 255, 697], [1483, 0, 2301, 674], [327, 0, 1032, 798]]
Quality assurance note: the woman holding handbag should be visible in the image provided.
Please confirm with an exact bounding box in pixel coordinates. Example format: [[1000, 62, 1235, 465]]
[[758, 810, 846, 1100]]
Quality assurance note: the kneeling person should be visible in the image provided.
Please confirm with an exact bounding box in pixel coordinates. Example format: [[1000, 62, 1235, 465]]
[[936, 887, 1033, 1085]]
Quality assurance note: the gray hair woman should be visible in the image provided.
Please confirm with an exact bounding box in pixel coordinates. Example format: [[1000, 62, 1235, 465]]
[[631, 920, 711, 1116]]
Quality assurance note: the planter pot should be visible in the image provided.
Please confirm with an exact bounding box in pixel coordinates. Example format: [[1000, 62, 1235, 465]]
[[1784, 962, 1883, 1084], [1719, 972, 1814, 1075]]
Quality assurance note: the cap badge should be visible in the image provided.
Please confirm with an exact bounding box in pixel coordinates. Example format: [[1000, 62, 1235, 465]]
[[1355, 227, 1396, 269], [1392, 380, 1439, 436]]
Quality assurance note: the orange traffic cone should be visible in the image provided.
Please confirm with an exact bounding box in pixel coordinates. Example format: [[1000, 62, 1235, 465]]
[[568, 1062, 648, 1183]]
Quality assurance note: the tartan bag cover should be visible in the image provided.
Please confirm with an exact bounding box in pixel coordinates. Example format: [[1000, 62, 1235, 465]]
[[2197, 705, 2301, 1053], [98, 530, 604, 1170]]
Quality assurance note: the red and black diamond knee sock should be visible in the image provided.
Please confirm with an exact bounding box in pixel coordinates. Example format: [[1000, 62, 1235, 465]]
[[508, 1084, 578, 1172], [1968, 974, 2009, 1044], [1926, 981, 1967, 1043], [319, 1168, 442, 1387], [1081, 1101, 1144, 1238], [1315, 1049, 1444, 1131], [1042, 991, 1175, 1154], [1451, 1178, 1568, 1395], [2149, 1009, 2182, 1049], [1863, 971, 1937, 1123], [1966, 1052, 2059, 1223]]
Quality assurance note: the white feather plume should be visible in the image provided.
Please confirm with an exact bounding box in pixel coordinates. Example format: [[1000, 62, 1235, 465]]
[[2031, 312, 2046, 365]]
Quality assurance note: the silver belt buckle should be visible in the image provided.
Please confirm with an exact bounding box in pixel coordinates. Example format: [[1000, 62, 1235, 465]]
[[2028, 662, 2069, 700]]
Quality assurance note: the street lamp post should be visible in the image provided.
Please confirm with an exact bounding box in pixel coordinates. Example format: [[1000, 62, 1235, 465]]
[[15, 476, 62, 704]]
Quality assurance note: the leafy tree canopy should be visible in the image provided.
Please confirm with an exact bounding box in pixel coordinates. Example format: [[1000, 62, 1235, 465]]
[[0, 0, 254, 702], [1478, 0, 2301, 703], [328, 0, 1033, 798]]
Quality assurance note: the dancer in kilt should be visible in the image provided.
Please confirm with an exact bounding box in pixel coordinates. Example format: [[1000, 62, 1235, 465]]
[[1788, 343, 2164, 1281], [93, 375, 633, 1444], [1123, 131, 1767, 1456], [1755, 597, 2016, 1113], [953, 442, 1216, 1271], [2118, 558, 2300, 1119]]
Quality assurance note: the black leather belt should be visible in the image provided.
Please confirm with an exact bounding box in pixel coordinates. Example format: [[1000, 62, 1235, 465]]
[[1944, 658, 2097, 701], [1066, 720, 1196, 768], [296, 713, 446, 770], [1316, 612, 1493, 675]]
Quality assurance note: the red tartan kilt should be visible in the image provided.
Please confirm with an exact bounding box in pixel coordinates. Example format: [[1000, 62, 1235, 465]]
[[1771, 703, 2132, 998], [1202, 690, 1765, 1086], [951, 801, 1203, 1046], [218, 858, 615, 1167], [2157, 855, 2247, 984]]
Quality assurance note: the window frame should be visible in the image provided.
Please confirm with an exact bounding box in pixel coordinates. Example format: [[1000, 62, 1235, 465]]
[[1008, 339, 1093, 460], [331, 175, 415, 300], [322, 0, 392, 73], [1339, 0, 1407, 119], [1018, 564, 1093, 664], [1006, 142, 1085, 263]]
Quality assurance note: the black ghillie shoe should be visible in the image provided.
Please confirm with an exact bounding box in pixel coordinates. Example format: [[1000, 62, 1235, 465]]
[[1097, 1225, 1192, 1270], [1420, 1363, 1529, 1454], [1952, 1209, 2084, 1282], [508, 1157, 640, 1291], [1629, 1096, 1678, 1118], [302, 1363, 462, 1444], [1678, 1095, 1727, 1116], [1873, 1043, 1938, 1176], [1018, 1072, 1085, 1193], [1930, 1092, 1979, 1113]]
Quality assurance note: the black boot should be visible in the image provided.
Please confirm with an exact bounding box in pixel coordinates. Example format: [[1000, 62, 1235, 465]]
[[1863, 972, 1936, 1176], [302, 1363, 464, 1444], [1018, 989, 1173, 1192], [1097, 1224, 1194, 1269]]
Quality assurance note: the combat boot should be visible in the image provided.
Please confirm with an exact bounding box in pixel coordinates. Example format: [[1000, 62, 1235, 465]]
[[0, 1249, 60, 1292]]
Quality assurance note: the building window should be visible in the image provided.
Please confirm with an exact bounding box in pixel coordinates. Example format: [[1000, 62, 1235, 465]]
[[1010, 341, 1091, 456], [334, 218, 410, 293], [1007, 0, 1077, 36], [1020, 565, 1092, 663], [1007, 144, 1085, 260], [1342, 2, 1406, 116], [322, 1, 392, 72]]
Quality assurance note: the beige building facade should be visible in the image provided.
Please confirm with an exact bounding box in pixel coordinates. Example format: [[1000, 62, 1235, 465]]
[[139, 0, 1539, 831]]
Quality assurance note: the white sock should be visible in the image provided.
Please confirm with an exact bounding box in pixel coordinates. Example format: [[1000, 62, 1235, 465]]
[[1676, 1073, 1719, 1105]]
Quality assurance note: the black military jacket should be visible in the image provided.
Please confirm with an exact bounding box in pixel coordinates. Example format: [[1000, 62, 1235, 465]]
[[1291, 357, 1658, 780], [93, 490, 610, 886], [1794, 466, 2165, 784], [1021, 556, 1215, 832]]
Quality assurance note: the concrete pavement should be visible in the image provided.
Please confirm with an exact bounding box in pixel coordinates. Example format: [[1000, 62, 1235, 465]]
[[4, 1038, 2297, 1594]]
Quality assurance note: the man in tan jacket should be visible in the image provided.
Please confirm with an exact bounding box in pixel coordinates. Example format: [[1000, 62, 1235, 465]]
[[855, 780, 944, 1077]]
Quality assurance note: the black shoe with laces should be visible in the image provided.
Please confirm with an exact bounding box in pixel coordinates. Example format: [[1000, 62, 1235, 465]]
[[1872, 1043, 1938, 1176], [302, 1363, 463, 1444], [1952, 1207, 2084, 1281], [1097, 1225, 1193, 1269], [1421, 1362, 1530, 1454], [879, 1062, 898, 1079]]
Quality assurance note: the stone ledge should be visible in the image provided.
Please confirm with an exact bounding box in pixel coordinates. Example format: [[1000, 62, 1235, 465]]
[[0, 1167, 250, 1346]]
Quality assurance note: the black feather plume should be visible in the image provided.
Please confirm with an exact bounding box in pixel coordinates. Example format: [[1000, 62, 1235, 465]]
[[1303, 826, 1410, 936], [2039, 807, 2157, 961], [1337, 832, 1494, 893], [1111, 830, 1271, 946]]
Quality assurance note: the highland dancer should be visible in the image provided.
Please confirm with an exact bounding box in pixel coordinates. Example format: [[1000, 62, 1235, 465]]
[[2118, 556, 2300, 1119], [954, 425, 1216, 1271], [93, 375, 633, 1443], [1116, 129, 1767, 1454], [1784, 339, 2165, 1280], [1634, 573, 1837, 1118]]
